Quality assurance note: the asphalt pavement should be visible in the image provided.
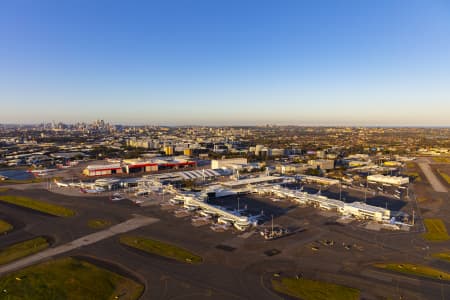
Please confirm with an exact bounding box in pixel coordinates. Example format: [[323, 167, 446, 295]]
[[0, 214, 158, 275]]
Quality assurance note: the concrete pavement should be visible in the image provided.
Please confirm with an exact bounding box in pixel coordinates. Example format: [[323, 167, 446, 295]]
[[417, 162, 448, 193]]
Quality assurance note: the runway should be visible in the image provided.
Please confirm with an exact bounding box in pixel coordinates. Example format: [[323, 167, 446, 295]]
[[417, 162, 448, 193]]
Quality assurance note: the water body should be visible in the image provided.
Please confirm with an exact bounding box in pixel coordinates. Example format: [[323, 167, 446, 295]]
[[0, 169, 33, 180]]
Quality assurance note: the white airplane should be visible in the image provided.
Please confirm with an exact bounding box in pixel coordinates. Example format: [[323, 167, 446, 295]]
[[135, 191, 148, 197], [199, 210, 214, 217], [217, 217, 233, 225], [134, 199, 144, 206], [79, 181, 96, 189], [248, 212, 265, 223], [111, 193, 125, 201], [184, 205, 199, 211], [169, 199, 183, 205], [210, 223, 231, 231], [29, 169, 57, 175], [54, 179, 69, 188], [80, 187, 105, 194], [192, 215, 212, 222]]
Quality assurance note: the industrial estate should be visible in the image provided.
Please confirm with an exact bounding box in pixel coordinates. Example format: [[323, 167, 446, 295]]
[[0, 123, 449, 299]]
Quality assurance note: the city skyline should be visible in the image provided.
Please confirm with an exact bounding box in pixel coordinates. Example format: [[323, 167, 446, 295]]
[[1, 1, 450, 126]]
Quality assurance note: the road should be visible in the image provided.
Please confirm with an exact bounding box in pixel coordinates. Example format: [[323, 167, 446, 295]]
[[0, 214, 159, 275], [417, 161, 448, 193]]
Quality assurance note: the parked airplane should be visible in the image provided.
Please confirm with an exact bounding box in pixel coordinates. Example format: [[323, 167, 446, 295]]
[[169, 195, 185, 204], [248, 212, 266, 225], [29, 169, 57, 176], [111, 193, 125, 201], [192, 214, 212, 221], [184, 205, 199, 212], [54, 179, 69, 188], [199, 210, 214, 217], [217, 216, 233, 225], [80, 187, 105, 194], [134, 191, 149, 197], [134, 199, 144, 206], [210, 223, 230, 232]]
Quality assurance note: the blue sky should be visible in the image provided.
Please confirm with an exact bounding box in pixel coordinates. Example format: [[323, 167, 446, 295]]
[[1, 0, 450, 125]]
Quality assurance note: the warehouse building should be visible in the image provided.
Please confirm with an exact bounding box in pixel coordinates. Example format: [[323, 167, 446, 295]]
[[122, 159, 158, 174], [300, 175, 340, 185], [82, 164, 123, 176], [367, 174, 409, 186], [83, 156, 196, 177], [307, 159, 335, 170], [276, 163, 309, 174], [211, 158, 248, 169]]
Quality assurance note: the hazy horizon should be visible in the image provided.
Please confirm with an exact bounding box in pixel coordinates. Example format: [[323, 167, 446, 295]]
[[2, 121, 449, 129], [1, 1, 450, 126]]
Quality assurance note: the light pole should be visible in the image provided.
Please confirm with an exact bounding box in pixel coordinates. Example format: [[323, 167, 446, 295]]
[[271, 214, 274, 235], [364, 177, 368, 203]]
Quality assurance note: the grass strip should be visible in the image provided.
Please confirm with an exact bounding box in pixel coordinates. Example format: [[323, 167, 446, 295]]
[[0, 237, 49, 265], [272, 277, 360, 300], [403, 172, 421, 182], [120, 235, 202, 264], [0, 195, 75, 217], [437, 170, 450, 184], [0, 176, 62, 185], [374, 263, 450, 280], [0, 257, 143, 300], [0, 220, 13, 234], [422, 218, 450, 241], [432, 252, 450, 263], [432, 157, 450, 163]]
